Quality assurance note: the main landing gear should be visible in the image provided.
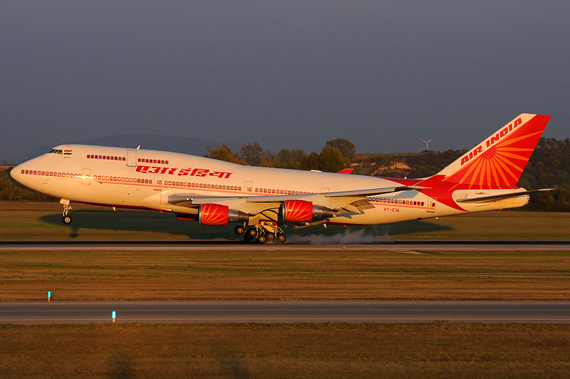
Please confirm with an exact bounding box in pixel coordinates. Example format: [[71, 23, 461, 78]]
[[61, 200, 72, 225], [235, 221, 286, 244]]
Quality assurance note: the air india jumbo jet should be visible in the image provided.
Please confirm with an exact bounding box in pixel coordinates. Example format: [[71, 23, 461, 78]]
[[11, 114, 551, 243]]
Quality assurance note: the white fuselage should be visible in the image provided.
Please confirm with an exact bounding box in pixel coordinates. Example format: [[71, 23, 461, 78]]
[[11, 144, 528, 225]]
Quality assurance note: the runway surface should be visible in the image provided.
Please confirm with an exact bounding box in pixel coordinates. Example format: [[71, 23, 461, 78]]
[[1, 241, 570, 252], [1, 301, 569, 324]]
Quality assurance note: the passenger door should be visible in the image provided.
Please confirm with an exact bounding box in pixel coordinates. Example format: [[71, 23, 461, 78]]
[[244, 181, 253, 195], [154, 175, 163, 191], [82, 168, 91, 185], [426, 197, 437, 213], [127, 150, 137, 167]]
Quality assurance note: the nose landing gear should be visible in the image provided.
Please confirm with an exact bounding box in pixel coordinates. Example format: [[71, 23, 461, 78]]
[[61, 199, 72, 225]]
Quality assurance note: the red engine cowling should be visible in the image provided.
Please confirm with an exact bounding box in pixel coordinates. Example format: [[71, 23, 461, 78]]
[[199, 204, 249, 225], [281, 200, 313, 222], [280, 200, 334, 223]]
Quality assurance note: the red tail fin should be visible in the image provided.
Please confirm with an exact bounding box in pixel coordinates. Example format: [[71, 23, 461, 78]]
[[435, 114, 550, 189]]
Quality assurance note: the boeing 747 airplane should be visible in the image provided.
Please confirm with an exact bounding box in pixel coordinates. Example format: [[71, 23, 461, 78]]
[[11, 114, 551, 243]]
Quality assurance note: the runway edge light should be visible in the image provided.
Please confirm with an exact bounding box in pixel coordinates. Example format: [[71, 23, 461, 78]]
[[112, 311, 116, 323], [47, 292, 51, 302]]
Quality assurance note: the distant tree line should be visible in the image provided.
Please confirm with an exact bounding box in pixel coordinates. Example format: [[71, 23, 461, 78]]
[[0, 167, 56, 201], [518, 138, 570, 212], [351, 149, 467, 178], [205, 138, 355, 173]]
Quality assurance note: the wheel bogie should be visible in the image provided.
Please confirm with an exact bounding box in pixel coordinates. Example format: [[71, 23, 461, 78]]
[[241, 224, 287, 243]]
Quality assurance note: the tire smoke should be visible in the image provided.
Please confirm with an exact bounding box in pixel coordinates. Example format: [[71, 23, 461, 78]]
[[288, 227, 393, 244]]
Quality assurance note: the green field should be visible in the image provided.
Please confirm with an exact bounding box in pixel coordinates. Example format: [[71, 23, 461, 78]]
[[1, 201, 569, 241], [1, 323, 569, 378]]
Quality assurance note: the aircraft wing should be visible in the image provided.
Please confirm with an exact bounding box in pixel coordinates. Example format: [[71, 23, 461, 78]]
[[167, 185, 414, 219], [169, 186, 408, 204]]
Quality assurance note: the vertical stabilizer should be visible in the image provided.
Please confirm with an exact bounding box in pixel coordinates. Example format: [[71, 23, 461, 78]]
[[434, 114, 550, 189]]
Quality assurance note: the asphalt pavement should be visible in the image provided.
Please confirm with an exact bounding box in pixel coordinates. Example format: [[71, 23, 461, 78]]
[[1, 300, 569, 324]]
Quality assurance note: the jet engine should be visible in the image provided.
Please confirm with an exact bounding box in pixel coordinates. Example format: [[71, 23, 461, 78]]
[[280, 200, 334, 223], [198, 204, 249, 225]]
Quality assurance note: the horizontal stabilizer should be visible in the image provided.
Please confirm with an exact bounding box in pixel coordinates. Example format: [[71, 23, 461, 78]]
[[455, 189, 553, 203]]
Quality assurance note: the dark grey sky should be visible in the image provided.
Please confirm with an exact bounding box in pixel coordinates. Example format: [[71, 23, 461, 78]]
[[1, 1, 569, 163]]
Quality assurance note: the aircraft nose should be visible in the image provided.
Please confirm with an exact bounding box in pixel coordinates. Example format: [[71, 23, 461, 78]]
[[10, 164, 23, 182]]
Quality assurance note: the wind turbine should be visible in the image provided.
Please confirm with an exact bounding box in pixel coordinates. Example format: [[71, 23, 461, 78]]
[[420, 138, 435, 151]]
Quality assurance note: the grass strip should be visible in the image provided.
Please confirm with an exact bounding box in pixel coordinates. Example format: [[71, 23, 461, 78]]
[[1, 322, 569, 378], [2, 249, 569, 301], [1, 201, 570, 241]]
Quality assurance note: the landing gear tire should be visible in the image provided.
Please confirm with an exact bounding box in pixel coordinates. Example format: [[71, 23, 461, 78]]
[[62, 215, 72, 225], [257, 234, 267, 244], [266, 233, 275, 241], [277, 233, 286, 243], [235, 225, 245, 235], [246, 228, 257, 238], [244, 234, 255, 243]]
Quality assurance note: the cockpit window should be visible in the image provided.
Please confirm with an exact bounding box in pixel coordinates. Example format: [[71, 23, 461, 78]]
[[48, 149, 63, 155]]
